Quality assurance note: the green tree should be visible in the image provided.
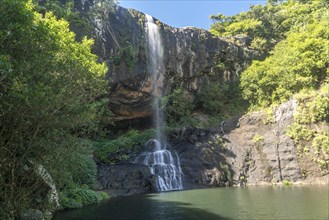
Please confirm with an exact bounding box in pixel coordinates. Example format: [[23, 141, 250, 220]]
[[32, 0, 117, 40], [210, 0, 328, 52], [0, 0, 108, 218], [240, 3, 329, 108], [164, 88, 194, 126], [197, 81, 245, 118]]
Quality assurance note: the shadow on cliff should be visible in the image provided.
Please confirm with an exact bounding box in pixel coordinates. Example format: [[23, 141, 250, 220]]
[[53, 194, 232, 220]]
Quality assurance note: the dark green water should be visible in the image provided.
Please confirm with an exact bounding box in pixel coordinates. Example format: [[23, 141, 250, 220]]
[[53, 185, 329, 220]]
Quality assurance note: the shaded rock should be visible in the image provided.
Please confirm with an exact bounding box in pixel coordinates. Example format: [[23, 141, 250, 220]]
[[97, 164, 156, 195], [169, 127, 235, 188], [233, 34, 252, 47], [203, 168, 226, 185]]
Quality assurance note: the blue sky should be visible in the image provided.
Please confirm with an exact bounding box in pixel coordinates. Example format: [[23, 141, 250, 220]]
[[119, 0, 266, 30]]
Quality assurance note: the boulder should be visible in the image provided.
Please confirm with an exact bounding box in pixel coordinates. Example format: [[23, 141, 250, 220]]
[[97, 164, 156, 195]]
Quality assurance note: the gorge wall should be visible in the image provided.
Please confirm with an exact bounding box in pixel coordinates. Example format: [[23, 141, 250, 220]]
[[77, 4, 328, 194], [90, 6, 259, 122]]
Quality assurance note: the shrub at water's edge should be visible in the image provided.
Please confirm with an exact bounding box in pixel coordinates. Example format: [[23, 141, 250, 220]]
[[59, 187, 109, 210]]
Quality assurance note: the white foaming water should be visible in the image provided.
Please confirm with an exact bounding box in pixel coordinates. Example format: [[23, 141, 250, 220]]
[[135, 139, 183, 191], [133, 14, 183, 192]]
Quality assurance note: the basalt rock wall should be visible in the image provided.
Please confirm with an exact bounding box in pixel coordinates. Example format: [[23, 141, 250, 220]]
[[170, 99, 329, 186], [90, 6, 259, 122]]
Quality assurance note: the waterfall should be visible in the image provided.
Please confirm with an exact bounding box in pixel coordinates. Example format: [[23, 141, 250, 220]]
[[145, 14, 165, 146], [135, 139, 183, 191], [134, 14, 183, 192]]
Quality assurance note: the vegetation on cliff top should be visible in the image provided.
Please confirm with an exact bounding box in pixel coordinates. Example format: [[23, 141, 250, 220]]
[[210, 0, 328, 52], [240, 1, 328, 108], [209, 0, 329, 107]]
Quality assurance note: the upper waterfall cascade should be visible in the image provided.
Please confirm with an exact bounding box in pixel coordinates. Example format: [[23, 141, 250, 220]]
[[134, 14, 183, 192]]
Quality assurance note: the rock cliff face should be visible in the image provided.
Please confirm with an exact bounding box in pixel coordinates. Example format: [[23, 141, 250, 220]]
[[224, 99, 302, 184], [171, 99, 328, 186], [91, 6, 258, 122], [97, 99, 328, 194], [89, 4, 328, 194]]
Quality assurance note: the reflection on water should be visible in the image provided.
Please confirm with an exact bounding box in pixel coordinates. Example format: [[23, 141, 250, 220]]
[[53, 185, 329, 220]]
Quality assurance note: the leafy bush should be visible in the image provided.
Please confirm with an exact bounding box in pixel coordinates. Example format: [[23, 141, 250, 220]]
[[72, 155, 97, 188], [208, 134, 225, 147], [282, 179, 293, 186], [94, 129, 155, 164], [286, 123, 315, 143], [240, 2, 329, 109], [294, 85, 329, 124], [112, 45, 136, 68], [164, 88, 194, 126], [98, 191, 110, 201], [312, 133, 329, 154], [37, 136, 97, 192], [218, 162, 232, 184], [252, 134, 264, 143], [197, 81, 245, 118], [59, 187, 100, 209]]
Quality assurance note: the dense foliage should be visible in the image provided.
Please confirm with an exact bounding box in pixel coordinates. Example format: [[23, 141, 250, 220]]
[[207, 0, 328, 172], [59, 187, 109, 209], [183, 1, 328, 127], [223, 0, 329, 170], [164, 88, 194, 126], [95, 129, 155, 164], [163, 81, 245, 128], [286, 85, 329, 169], [242, 24, 328, 107], [210, 0, 329, 52], [0, 0, 109, 218], [209, 0, 328, 110], [197, 81, 245, 118], [240, 0, 328, 108]]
